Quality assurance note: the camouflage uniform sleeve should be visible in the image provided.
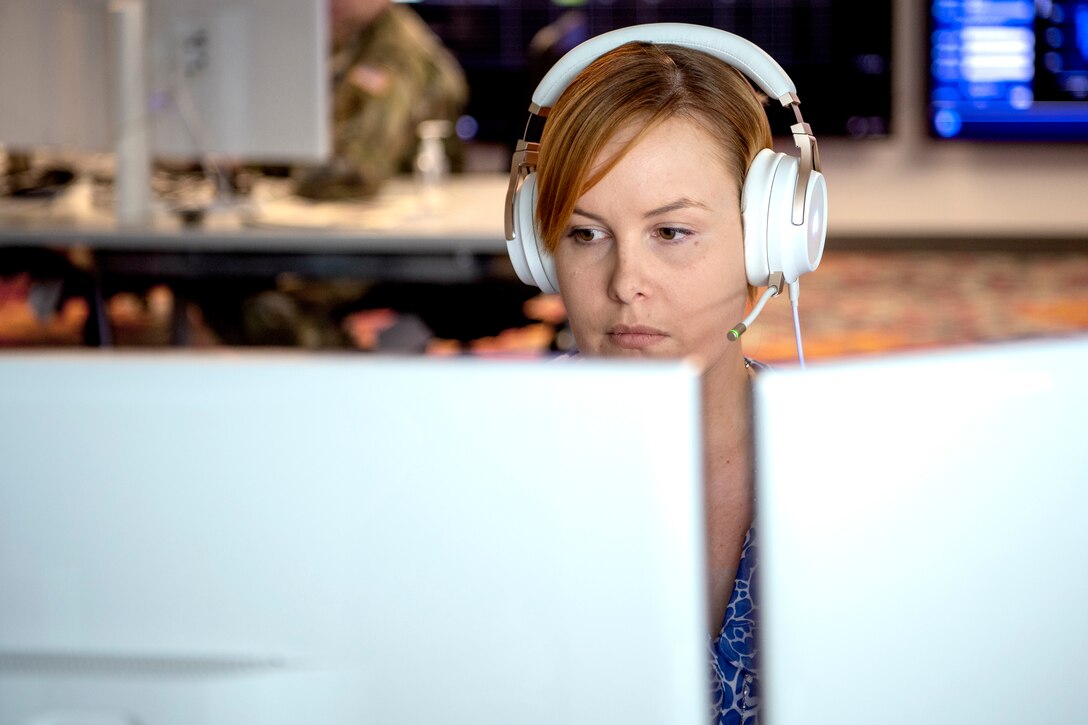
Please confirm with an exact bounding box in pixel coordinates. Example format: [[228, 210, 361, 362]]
[[329, 6, 469, 196]]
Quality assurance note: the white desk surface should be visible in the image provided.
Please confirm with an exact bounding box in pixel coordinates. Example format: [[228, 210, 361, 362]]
[[0, 173, 511, 254]]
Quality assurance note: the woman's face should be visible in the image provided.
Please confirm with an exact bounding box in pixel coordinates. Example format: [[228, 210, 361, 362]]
[[554, 116, 749, 373]]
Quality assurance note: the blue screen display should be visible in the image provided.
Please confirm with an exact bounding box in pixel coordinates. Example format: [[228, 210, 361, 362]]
[[929, 0, 1088, 141]]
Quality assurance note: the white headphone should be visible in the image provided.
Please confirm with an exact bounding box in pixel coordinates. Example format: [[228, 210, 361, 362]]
[[503, 22, 828, 297]]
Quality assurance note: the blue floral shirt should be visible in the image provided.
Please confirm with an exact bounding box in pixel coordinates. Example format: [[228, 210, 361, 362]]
[[708, 526, 760, 725]]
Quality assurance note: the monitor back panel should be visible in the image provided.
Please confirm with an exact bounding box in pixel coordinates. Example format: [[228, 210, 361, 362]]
[[0, 352, 708, 725], [754, 337, 1088, 725]]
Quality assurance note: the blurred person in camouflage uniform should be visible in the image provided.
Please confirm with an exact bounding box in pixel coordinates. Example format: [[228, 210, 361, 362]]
[[293, 0, 469, 199], [193, 0, 472, 347]]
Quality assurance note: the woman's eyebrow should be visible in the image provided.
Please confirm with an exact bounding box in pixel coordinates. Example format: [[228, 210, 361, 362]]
[[643, 198, 710, 218], [571, 207, 607, 223], [571, 198, 710, 223]]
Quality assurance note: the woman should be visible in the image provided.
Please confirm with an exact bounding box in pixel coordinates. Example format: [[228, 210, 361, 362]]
[[531, 39, 774, 724]]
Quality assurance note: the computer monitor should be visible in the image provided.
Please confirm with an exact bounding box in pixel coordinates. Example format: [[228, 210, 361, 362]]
[[0, 0, 328, 221], [928, 0, 1088, 141], [753, 335, 1088, 725], [0, 0, 329, 160], [0, 353, 709, 725], [145, 0, 329, 161], [0, 0, 114, 153]]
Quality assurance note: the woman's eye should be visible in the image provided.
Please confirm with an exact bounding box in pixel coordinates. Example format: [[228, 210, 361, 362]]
[[569, 228, 601, 244], [657, 227, 689, 242]]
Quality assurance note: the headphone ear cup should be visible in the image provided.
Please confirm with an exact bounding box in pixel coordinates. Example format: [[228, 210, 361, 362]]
[[741, 148, 779, 288], [765, 156, 828, 283], [506, 175, 535, 288], [799, 166, 828, 276], [512, 172, 560, 294], [742, 148, 828, 287]]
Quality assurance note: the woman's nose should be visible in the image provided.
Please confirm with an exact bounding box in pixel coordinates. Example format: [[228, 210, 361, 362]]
[[607, 241, 651, 304]]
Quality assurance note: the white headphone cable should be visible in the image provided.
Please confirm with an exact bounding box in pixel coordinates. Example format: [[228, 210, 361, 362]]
[[788, 279, 807, 369]]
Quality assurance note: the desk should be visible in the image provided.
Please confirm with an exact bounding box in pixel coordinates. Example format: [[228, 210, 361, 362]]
[[0, 173, 522, 345]]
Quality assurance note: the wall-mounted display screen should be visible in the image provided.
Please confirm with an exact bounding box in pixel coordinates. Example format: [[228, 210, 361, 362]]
[[410, 0, 892, 147], [929, 0, 1088, 141]]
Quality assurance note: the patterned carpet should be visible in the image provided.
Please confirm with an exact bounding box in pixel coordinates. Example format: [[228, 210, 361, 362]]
[[2, 248, 1088, 359], [741, 248, 1088, 365]]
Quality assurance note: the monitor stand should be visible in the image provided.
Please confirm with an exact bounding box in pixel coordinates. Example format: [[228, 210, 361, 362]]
[[111, 0, 153, 227]]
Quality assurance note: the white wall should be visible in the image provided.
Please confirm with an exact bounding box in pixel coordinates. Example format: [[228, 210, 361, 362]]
[[816, 0, 1088, 240]]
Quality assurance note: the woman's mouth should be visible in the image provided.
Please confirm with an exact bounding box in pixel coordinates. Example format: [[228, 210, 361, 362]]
[[607, 324, 668, 350]]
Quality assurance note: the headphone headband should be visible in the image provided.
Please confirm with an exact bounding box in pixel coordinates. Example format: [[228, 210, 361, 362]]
[[531, 22, 799, 111]]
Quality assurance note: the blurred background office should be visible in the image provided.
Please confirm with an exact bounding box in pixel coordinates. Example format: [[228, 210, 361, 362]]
[[1, 0, 1087, 361]]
